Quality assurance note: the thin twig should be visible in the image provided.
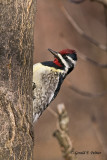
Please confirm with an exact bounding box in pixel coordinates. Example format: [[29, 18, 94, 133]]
[[91, 0, 107, 49], [61, 5, 107, 51], [69, 0, 85, 4], [66, 80, 107, 98], [91, 0, 107, 6]]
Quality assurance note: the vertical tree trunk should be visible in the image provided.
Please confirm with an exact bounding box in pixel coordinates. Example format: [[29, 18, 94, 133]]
[[0, 0, 36, 159]]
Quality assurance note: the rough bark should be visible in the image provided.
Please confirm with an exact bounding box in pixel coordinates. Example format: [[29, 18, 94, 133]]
[[0, 0, 36, 159]]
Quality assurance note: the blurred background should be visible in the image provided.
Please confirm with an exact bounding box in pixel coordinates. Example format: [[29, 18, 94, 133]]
[[33, 0, 107, 160]]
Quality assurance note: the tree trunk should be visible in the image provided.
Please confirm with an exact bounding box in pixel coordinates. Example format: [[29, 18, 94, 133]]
[[0, 0, 36, 159]]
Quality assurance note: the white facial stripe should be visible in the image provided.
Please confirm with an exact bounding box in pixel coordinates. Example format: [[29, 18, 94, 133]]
[[66, 56, 76, 67], [58, 53, 69, 71]]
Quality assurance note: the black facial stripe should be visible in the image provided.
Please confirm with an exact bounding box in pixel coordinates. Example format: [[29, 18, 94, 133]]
[[41, 61, 64, 70], [67, 65, 74, 74], [65, 53, 77, 61], [57, 56, 65, 67]]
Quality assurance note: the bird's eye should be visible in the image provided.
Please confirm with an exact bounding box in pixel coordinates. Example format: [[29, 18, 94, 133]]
[[64, 56, 68, 60]]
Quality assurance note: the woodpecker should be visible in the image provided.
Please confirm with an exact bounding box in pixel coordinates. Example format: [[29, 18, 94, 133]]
[[33, 48, 77, 122]]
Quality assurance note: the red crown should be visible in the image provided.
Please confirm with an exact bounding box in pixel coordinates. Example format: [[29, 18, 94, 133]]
[[59, 49, 76, 55]]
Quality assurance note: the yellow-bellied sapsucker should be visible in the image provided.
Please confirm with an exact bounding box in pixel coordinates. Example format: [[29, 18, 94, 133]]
[[33, 48, 77, 122]]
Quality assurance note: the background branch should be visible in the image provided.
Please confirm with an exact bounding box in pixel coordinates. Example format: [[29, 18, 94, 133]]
[[62, 38, 107, 68], [69, 0, 85, 4], [91, 0, 107, 6], [66, 81, 107, 98], [61, 5, 107, 51], [53, 104, 75, 160]]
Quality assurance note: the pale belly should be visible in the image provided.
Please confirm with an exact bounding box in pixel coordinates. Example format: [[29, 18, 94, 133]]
[[33, 64, 64, 122]]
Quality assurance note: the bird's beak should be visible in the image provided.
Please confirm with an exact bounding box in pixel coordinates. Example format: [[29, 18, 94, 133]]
[[48, 48, 64, 67], [48, 48, 59, 59]]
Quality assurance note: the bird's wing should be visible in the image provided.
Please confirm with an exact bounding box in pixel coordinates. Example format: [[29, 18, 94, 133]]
[[33, 63, 63, 122]]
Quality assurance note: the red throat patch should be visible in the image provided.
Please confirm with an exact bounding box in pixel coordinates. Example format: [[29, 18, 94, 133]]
[[53, 58, 62, 67]]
